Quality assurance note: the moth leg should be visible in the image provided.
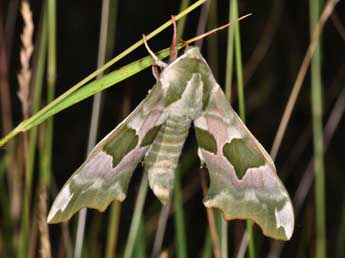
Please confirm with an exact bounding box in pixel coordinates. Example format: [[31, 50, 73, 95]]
[[169, 15, 177, 61], [142, 34, 167, 68], [181, 39, 190, 52]]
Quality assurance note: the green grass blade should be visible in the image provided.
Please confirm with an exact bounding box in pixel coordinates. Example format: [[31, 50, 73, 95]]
[[133, 218, 146, 258], [123, 175, 149, 258], [231, 0, 254, 257], [27, 0, 47, 206], [174, 168, 187, 258], [0, 0, 207, 147], [309, 1, 326, 258], [36, 1, 57, 257], [104, 2, 121, 257], [201, 230, 212, 258], [233, 1, 245, 122], [225, 0, 235, 101], [222, 0, 237, 256], [221, 219, 228, 258], [207, 0, 218, 77], [106, 202, 121, 258], [176, 0, 191, 41]]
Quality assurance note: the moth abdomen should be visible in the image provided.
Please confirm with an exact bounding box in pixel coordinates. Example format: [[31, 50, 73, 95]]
[[144, 115, 191, 203]]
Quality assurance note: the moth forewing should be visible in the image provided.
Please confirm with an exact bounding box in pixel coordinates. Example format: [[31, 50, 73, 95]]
[[194, 84, 294, 240], [47, 83, 166, 223]]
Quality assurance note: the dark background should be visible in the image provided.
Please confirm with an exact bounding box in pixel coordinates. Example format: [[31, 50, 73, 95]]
[[1, 0, 345, 257]]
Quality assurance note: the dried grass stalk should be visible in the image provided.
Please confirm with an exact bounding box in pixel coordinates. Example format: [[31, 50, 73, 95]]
[[38, 185, 52, 258], [17, 0, 34, 118]]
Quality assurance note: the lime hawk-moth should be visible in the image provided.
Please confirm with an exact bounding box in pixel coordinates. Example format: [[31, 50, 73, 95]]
[[48, 42, 294, 240]]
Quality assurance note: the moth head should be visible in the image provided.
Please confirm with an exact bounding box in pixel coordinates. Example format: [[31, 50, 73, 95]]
[[183, 47, 203, 60]]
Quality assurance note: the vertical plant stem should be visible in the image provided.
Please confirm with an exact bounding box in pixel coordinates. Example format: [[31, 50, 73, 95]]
[[37, 0, 56, 257], [0, 6, 17, 228], [225, 1, 235, 101], [195, 0, 211, 49], [201, 172, 221, 258], [29, 3, 48, 258], [176, 0, 190, 41], [133, 218, 146, 258], [0, 156, 14, 257], [201, 230, 212, 258], [220, 219, 228, 258], [74, 0, 118, 257], [105, 202, 121, 258], [105, 2, 122, 254], [174, 168, 187, 258], [222, 1, 238, 257], [42, 0, 57, 184], [207, 0, 218, 77], [231, 0, 254, 257], [309, 1, 326, 258], [232, 1, 245, 122], [151, 203, 171, 258], [27, 1, 47, 212], [206, 1, 225, 256], [123, 176, 149, 258]]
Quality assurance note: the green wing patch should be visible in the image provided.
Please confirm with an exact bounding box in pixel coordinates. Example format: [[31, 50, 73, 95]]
[[141, 125, 162, 146], [223, 138, 265, 179], [103, 125, 139, 167], [195, 127, 217, 154]]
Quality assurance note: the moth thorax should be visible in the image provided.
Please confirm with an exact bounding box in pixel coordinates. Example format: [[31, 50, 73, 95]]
[[144, 115, 191, 204], [166, 73, 204, 120]]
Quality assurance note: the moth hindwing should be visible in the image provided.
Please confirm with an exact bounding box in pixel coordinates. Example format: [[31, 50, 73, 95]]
[[48, 47, 294, 241]]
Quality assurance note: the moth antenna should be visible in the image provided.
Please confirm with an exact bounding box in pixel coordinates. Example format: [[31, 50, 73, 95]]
[[169, 15, 178, 61], [187, 13, 252, 44], [142, 34, 168, 68]]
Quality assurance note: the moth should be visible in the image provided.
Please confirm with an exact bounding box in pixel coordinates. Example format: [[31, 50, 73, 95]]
[[48, 44, 294, 241]]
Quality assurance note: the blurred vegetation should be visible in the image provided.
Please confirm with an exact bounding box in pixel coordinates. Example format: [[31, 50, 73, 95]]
[[0, 0, 345, 258]]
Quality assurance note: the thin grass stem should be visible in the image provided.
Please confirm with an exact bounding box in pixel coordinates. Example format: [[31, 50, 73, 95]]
[[74, 0, 118, 256], [222, 0, 238, 256], [123, 175, 149, 258], [309, 1, 326, 258], [207, 0, 218, 77], [202, 230, 212, 258], [106, 202, 121, 258], [133, 217, 146, 258], [174, 168, 187, 258], [176, 0, 191, 41], [36, 1, 56, 258], [231, 0, 254, 257], [225, 0, 235, 101]]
